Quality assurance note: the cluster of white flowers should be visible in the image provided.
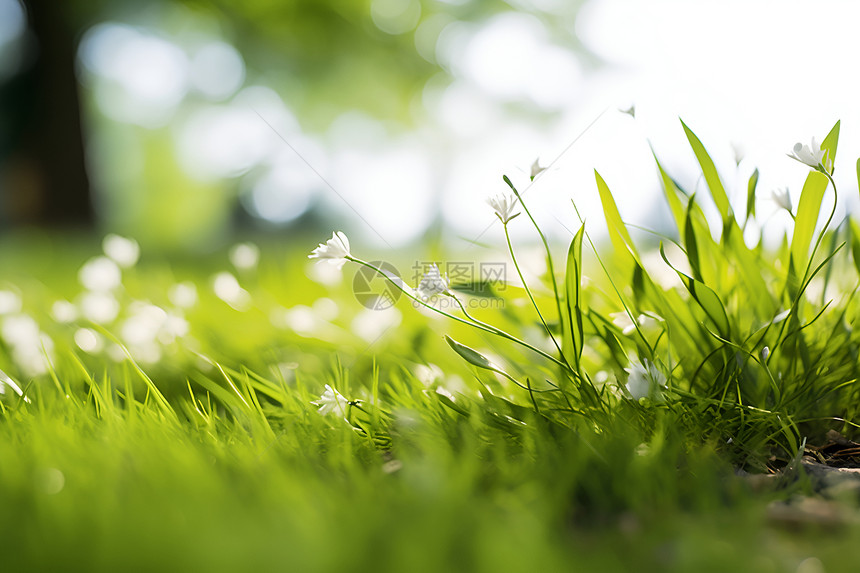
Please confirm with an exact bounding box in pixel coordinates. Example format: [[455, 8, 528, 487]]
[[0, 313, 54, 377], [116, 302, 190, 364], [75, 235, 139, 325]]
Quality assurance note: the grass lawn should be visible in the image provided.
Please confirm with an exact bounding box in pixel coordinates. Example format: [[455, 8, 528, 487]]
[[2, 123, 860, 572]]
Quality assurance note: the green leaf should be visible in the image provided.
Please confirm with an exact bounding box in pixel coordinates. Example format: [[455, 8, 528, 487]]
[[595, 170, 640, 264], [562, 224, 586, 370], [444, 336, 516, 383], [790, 120, 840, 273], [659, 243, 730, 338], [652, 149, 687, 234], [681, 119, 732, 224], [746, 168, 759, 221], [850, 220, 860, 278], [684, 194, 702, 282]]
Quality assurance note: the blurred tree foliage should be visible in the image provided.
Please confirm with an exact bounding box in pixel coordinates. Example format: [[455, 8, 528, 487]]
[[1, 0, 585, 230]]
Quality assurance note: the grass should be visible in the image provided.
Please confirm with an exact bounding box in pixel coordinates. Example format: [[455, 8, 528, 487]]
[[2, 120, 860, 571]]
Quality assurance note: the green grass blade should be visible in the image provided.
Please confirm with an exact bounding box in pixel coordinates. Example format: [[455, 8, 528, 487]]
[[790, 120, 840, 272], [746, 168, 759, 222], [660, 243, 731, 338], [684, 194, 703, 282], [681, 119, 732, 224], [595, 170, 640, 264], [652, 149, 687, 234], [562, 224, 586, 370]]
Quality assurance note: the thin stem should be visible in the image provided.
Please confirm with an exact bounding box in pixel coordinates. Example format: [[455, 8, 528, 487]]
[[347, 257, 572, 371], [503, 177, 565, 343], [503, 223, 568, 366], [448, 295, 571, 372], [772, 170, 839, 357]]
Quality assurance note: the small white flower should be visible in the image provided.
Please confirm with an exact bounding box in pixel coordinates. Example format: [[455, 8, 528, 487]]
[[415, 264, 451, 299], [74, 328, 103, 354], [486, 192, 520, 224], [51, 300, 78, 323], [168, 282, 198, 309], [102, 234, 140, 268], [761, 346, 770, 361], [624, 358, 667, 401], [212, 272, 250, 311], [731, 142, 744, 165], [78, 291, 120, 324], [79, 256, 122, 292], [610, 312, 638, 335], [530, 158, 547, 180], [771, 188, 792, 213], [229, 242, 260, 271], [414, 363, 445, 386], [313, 384, 349, 416], [0, 290, 22, 315], [788, 138, 827, 170], [309, 231, 351, 269], [610, 312, 658, 336]]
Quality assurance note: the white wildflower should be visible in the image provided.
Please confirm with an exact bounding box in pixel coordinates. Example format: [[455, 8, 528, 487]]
[[415, 264, 451, 299], [168, 282, 198, 309], [761, 346, 770, 361], [530, 158, 547, 180], [0, 290, 22, 315], [229, 242, 260, 271], [51, 300, 78, 323], [415, 363, 445, 387], [102, 234, 140, 268], [731, 142, 744, 165], [308, 231, 351, 269], [771, 188, 793, 213], [486, 192, 520, 224], [78, 291, 120, 324], [624, 358, 667, 401], [610, 312, 658, 336], [78, 256, 122, 291], [212, 272, 251, 311], [74, 328, 103, 354], [788, 138, 827, 170], [350, 307, 401, 343], [313, 384, 349, 416], [2, 314, 40, 345], [610, 312, 638, 335]]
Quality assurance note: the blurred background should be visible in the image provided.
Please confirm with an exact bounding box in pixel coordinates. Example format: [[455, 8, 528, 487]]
[[1, 0, 859, 253]]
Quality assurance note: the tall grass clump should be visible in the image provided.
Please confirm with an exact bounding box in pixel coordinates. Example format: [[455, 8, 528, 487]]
[[320, 119, 860, 471]]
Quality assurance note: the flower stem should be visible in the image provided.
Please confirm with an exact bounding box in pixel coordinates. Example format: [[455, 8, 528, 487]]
[[503, 223, 569, 368], [346, 256, 572, 371], [503, 177, 566, 346]]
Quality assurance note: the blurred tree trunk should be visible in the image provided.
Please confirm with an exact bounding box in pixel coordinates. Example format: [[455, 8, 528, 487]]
[[4, 0, 93, 226]]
